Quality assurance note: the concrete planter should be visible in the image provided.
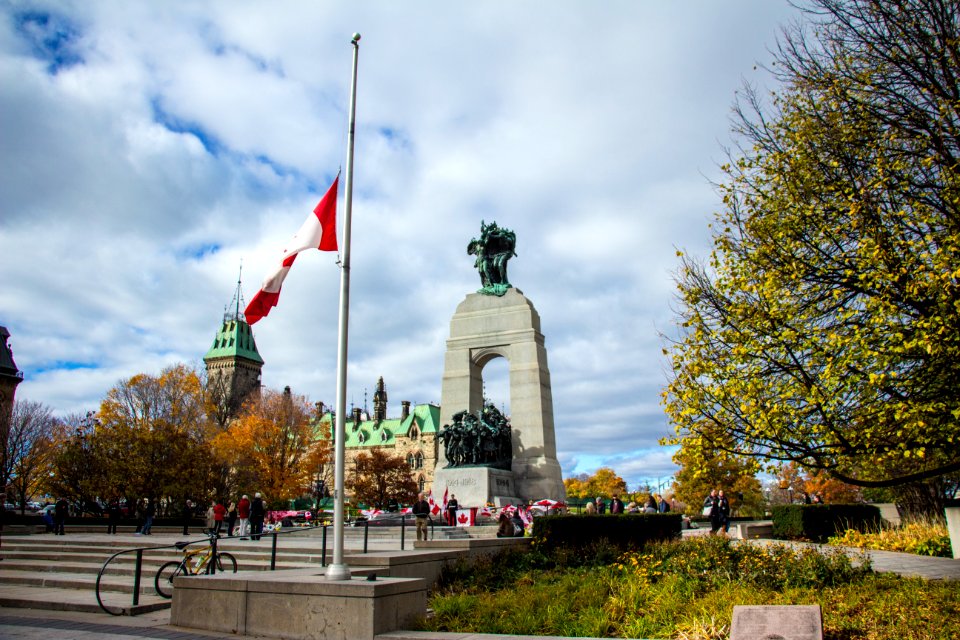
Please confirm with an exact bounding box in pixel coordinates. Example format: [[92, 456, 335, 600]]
[[945, 505, 960, 560]]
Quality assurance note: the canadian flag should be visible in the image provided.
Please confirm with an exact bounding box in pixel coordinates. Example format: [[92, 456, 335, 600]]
[[427, 491, 441, 516], [456, 507, 477, 527], [244, 175, 339, 325]]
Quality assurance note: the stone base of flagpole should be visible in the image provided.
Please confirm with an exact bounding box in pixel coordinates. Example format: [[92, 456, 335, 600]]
[[325, 562, 352, 581]]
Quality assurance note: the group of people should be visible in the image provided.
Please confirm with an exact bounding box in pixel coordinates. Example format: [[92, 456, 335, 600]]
[[203, 493, 267, 540], [702, 489, 731, 534], [584, 493, 673, 515]]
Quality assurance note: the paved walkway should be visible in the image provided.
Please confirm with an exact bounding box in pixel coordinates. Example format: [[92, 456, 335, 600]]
[[0, 531, 956, 640]]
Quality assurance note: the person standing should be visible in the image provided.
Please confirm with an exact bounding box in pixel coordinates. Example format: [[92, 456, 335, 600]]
[[54, 497, 68, 535], [446, 494, 459, 526], [205, 501, 216, 533], [106, 498, 121, 534], [412, 492, 431, 541], [610, 495, 624, 515], [595, 496, 606, 515], [181, 499, 193, 535], [141, 499, 155, 535], [250, 493, 265, 541], [237, 494, 251, 538], [226, 500, 238, 537]]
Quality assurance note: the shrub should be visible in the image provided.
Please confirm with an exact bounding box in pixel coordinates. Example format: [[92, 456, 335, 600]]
[[772, 503, 881, 542], [531, 513, 681, 554], [829, 519, 953, 557]]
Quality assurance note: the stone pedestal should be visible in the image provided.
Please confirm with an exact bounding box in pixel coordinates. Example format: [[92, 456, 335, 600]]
[[945, 505, 960, 560], [432, 467, 522, 509], [438, 289, 565, 502]]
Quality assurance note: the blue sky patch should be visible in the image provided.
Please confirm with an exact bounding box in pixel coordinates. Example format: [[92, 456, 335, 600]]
[[150, 98, 223, 156], [30, 360, 98, 376], [177, 242, 221, 261], [15, 10, 84, 74]]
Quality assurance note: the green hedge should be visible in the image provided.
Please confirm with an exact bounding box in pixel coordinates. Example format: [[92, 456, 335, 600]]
[[531, 514, 681, 553], [772, 504, 881, 542]]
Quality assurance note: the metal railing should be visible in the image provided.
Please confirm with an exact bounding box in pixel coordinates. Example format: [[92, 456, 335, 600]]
[[95, 517, 437, 615]]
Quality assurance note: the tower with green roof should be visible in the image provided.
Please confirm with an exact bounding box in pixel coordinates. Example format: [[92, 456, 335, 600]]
[[204, 276, 264, 423]]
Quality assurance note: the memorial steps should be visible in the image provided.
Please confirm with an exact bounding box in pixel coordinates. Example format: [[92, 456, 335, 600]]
[[0, 525, 482, 615]]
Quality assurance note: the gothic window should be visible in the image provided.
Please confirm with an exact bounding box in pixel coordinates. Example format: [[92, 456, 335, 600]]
[[414, 452, 423, 469], [357, 431, 365, 443], [410, 426, 419, 440], [407, 454, 414, 468]]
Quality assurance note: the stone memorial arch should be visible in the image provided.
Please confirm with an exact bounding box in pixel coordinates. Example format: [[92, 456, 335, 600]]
[[437, 222, 565, 502]]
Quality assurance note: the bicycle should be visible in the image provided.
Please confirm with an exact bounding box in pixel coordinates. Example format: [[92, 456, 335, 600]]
[[154, 531, 238, 598]]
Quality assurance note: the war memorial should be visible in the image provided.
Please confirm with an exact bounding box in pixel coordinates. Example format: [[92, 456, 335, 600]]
[[434, 221, 565, 508]]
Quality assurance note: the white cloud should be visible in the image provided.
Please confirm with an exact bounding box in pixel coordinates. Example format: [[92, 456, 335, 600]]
[[0, 0, 799, 490]]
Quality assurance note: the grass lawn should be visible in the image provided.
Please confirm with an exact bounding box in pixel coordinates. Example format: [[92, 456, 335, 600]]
[[415, 535, 960, 640]]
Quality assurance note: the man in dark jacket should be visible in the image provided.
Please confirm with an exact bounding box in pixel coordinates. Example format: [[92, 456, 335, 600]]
[[412, 492, 431, 541], [250, 493, 265, 541], [54, 497, 68, 535], [610, 495, 624, 514], [181, 499, 194, 535]]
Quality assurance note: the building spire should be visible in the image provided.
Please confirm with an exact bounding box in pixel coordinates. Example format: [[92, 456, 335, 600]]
[[225, 262, 247, 323]]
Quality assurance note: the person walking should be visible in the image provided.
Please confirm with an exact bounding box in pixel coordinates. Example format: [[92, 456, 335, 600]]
[[704, 489, 721, 534], [54, 497, 68, 535], [225, 500, 237, 537], [237, 494, 251, 538], [446, 493, 459, 526], [213, 500, 226, 536], [412, 492, 431, 541], [718, 490, 731, 534], [250, 493, 265, 541]]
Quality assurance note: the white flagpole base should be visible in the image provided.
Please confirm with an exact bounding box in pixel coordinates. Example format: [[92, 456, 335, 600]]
[[325, 563, 352, 581]]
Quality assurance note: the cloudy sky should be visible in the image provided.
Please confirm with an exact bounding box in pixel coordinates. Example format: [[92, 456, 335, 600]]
[[1, 1, 801, 490]]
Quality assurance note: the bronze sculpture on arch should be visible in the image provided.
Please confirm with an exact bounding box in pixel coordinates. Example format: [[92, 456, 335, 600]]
[[467, 220, 516, 296]]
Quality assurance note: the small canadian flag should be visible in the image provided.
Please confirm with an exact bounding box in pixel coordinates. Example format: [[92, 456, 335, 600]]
[[456, 507, 477, 527]]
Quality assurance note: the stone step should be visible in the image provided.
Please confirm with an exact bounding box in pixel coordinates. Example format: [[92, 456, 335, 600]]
[[0, 583, 170, 616]]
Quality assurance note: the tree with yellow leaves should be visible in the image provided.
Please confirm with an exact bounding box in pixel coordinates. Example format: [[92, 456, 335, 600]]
[[663, 0, 960, 516], [213, 386, 329, 506]]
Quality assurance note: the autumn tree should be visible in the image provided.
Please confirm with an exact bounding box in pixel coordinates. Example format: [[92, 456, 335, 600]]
[[671, 442, 765, 517], [3, 400, 57, 513], [663, 0, 960, 516], [348, 448, 417, 509], [45, 412, 107, 511], [213, 386, 328, 505], [563, 468, 628, 502], [89, 364, 213, 512]]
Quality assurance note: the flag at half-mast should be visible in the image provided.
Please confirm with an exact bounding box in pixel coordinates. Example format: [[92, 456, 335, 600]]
[[245, 175, 339, 325]]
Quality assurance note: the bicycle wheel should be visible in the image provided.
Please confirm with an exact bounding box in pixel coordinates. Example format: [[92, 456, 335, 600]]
[[155, 561, 184, 599], [216, 552, 238, 573]]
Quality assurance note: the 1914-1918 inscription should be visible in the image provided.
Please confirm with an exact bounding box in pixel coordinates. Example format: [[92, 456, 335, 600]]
[[730, 605, 822, 640]]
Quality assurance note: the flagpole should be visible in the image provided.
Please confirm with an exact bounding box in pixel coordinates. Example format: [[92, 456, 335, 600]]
[[326, 32, 361, 582]]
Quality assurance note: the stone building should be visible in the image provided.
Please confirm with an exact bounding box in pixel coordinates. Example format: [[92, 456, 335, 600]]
[[315, 377, 441, 494], [0, 326, 24, 460], [203, 286, 264, 423]]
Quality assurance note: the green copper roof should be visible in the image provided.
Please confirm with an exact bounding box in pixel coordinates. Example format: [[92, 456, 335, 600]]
[[203, 319, 264, 364], [316, 403, 441, 449]]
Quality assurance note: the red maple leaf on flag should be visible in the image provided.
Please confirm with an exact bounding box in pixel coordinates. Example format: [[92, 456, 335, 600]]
[[457, 512, 469, 524]]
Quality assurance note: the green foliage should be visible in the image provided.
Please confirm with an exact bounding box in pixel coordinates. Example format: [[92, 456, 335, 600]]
[[531, 514, 681, 555], [419, 536, 960, 639], [829, 519, 953, 557], [662, 0, 960, 492], [772, 503, 881, 542]]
